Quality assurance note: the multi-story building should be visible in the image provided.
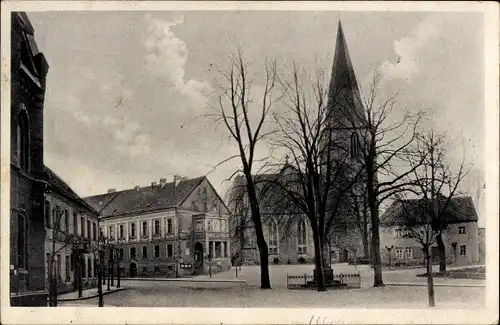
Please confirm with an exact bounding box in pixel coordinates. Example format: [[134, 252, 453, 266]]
[[84, 175, 231, 277], [43, 166, 100, 294], [379, 196, 480, 266], [229, 21, 367, 266], [10, 12, 50, 306]]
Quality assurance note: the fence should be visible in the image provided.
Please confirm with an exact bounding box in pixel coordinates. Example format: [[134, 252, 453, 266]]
[[286, 272, 361, 289]]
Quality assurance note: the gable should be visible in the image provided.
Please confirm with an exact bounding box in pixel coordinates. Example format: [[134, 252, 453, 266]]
[[180, 177, 230, 215]]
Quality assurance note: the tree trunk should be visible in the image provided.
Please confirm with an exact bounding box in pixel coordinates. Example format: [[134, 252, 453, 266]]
[[424, 246, 436, 307], [436, 232, 447, 272], [369, 199, 384, 287], [312, 225, 326, 291], [246, 179, 271, 289], [362, 225, 370, 259]]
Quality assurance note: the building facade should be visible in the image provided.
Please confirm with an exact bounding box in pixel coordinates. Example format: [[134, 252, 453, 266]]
[[10, 12, 50, 306], [380, 196, 480, 267], [85, 176, 231, 277], [43, 166, 100, 294]]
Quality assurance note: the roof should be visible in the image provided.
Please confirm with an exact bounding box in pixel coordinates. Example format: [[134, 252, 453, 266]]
[[44, 166, 98, 215], [381, 196, 478, 227], [326, 20, 367, 129], [84, 176, 206, 217]]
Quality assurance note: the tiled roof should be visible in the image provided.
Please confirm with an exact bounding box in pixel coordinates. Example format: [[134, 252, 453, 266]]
[[84, 177, 205, 217], [380, 196, 478, 226], [44, 166, 98, 215]]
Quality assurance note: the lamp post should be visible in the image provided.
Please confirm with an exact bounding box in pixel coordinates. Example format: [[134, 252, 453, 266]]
[[206, 254, 212, 278], [385, 245, 394, 270]]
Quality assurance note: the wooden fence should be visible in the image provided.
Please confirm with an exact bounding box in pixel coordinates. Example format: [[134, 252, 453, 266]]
[[286, 272, 361, 289]]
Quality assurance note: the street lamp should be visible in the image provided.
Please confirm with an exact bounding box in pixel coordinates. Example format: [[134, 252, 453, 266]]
[[385, 245, 394, 270], [205, 254, 213, 278]]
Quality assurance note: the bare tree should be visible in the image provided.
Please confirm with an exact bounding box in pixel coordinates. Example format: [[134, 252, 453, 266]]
[[46, 205, 78, 307], [334, 73, 424, 287], [268, 64, 362, 291], [211, 49, 284, 289], [407, 129, 471, 272], [346, 183, 370, 259]]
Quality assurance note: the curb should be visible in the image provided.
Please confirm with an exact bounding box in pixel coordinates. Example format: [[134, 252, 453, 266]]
[[57, 287, 127, 302], [120, 277, 246, 283], [385, 283, 485, 288]]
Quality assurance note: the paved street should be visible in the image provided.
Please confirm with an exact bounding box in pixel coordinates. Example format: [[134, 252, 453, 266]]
[[59, 264, 485, 308]]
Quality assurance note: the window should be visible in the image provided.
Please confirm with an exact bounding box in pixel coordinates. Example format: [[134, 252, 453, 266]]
[[80, 217, 85, 237], [395, 228, 408, 237], [214, 219, 220, 232], [166, 219, 173, 234], [92, 222, 97, 240], [142, 267, 148, 275], [87, 257, 91, 278], [154, 219, 160, 235], [349, 132, 359, 158], [99, 227, 104, 238], [269, 220, 278, 254], [130, 247, 136, 260], [108, 225, 115, 239], [17, 111, 30, 170], [64, 210, 69, 233], [45, 200, 51, 227], [202, 188, 208, 212], [65, 255, 70, 279], [73, 213, 77, 235], [195, 220, 203, 232], [221, 219, 226, 233], [53, 205, 60, 230], [223, 242, 228, 257], [167, 244, 173, 258], [142, 246, 148, 259], [297, 219, 307, 254], [215, 242, 221, 258], [87, 220, 91, 239], [130, 223, 136, 238], [154, 245, 160, 258], [458, 227, 466, 235], [142, 221, 148, 237], [404, 247, 413, 259], [155, 266, 161, 273], [207, 220, 212, 232], [460, 245, 467, 256], [119, 248, 124, 260], [119, 224, 125, 239], [17, 214, 27, 268], [395, 248, 404, 259]]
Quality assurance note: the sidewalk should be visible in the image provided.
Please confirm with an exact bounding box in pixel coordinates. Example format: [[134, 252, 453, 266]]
[[121, 277, 246, 283], [57, 286, 126, 302]]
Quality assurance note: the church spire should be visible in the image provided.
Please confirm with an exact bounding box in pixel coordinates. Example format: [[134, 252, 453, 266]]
[[327, 20, 366, 128]]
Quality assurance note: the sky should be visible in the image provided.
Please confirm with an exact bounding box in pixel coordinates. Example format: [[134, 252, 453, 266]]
[[27, 10, 485, 224]]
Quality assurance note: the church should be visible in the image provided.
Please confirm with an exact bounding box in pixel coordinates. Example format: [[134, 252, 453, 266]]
[[229, 21, 369, 266]]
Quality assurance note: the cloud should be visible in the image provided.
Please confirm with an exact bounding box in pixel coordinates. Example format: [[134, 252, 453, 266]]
[[378, 17, 442, 82]]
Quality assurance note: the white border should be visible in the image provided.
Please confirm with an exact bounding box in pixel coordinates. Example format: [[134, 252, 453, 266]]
[[1, 1, 498, 324]]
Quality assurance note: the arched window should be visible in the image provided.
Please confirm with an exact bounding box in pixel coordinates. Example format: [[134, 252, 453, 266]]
[[349, 132, 359, 158], [297, 219, 307, 254], [17, 213, 27, 268], [202, 188, 208, 212], [17, 111, 30, 170], [268, 220, 278, 254]]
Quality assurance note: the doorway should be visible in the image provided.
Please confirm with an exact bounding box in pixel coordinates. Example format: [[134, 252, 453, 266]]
[[129, 262, 138, 278], [194, 242, 204, 275], [341, 248, 349, 263]]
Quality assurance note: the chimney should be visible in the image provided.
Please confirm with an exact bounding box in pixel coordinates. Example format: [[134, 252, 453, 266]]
[[107, 188, 116, 193], [151, 181, 157, 189], [174, 175, 181, 187], [160, 178, 167, 187], [134, 185, 140, 191]]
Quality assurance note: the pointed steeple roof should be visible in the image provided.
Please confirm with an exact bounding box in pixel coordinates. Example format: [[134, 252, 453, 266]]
[[326, 20, 366, 128]]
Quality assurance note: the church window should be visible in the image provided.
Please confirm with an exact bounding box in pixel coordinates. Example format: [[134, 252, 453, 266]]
[[17, 110, 30, 170], [269, 220, 278, 254], [349, 132, 359, 158], [297, 219, 307, 254]]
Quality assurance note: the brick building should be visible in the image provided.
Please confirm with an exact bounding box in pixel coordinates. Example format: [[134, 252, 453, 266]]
[[229, 21, 367, 266], [43, 166, 100, 294], [379, 196, 480, 267], [84, 176, 231, 277], [10, 12, 50, 306]]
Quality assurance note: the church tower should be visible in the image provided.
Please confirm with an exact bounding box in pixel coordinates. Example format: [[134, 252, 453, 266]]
[[323, 20, 369, 262]]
